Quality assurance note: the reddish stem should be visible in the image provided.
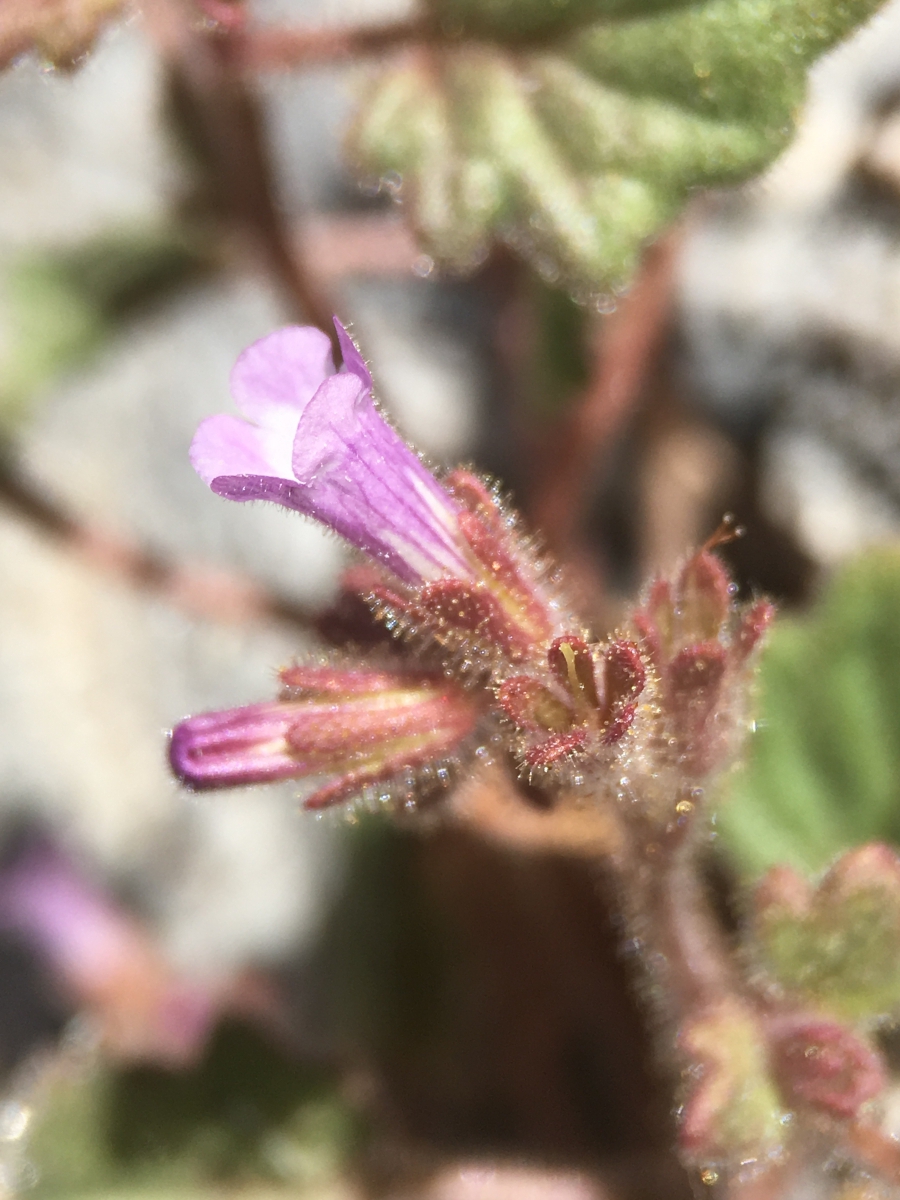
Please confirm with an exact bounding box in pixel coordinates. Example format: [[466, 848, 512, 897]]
[[0, 451, 316, 630], [626, 813, 739, 1019], [144, 0, 340, 352], [237, 15, 430, 72], [533, 225, 684, 556]]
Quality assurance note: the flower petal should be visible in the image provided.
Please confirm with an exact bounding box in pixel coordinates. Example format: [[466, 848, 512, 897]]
[[230, 325, 335, 425], [169, 702, 302, 789], [190, 318, 474, 586], [334, 317, 373, 390], [190, 412, 295, 486], [291, 373, 473, 583]]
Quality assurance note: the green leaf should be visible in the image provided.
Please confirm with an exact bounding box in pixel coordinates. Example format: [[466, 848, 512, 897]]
[[718, 548, 900, 877], [680, 1000, 788, 1164], [349, 0, 881, 294], [751, 845, 900, 1024], [0, 227, 213, 428], [28, 1022, 361, 1199], [423, 0, 695, 40]]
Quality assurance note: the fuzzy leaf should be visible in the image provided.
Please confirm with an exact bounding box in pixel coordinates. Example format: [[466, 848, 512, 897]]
[[349, 0, 881, 294], [0, 0, 123, 69], [0, 229, 212, 427], [423, 0, 699, 40], [752, 845, 900, 1024], [680, 1000, 787, 1165], [718, 549, 900, 877]]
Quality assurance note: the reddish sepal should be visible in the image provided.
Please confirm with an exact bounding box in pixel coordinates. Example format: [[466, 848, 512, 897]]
[[285, 692, 470, 763], [735, 599, 776, 662], [667, 642, 727, 713], [646, 579, 674, 648], [678, 550, 732, 642], [315, 565, 409, 646], [456, 510, 552, 641], [632, 610, 663, 669], [591, 641, 644, 744], [420, 578, 531, 658], [280, 663, 435, 696], [498, 676, 573, 732], [444, 468, 506, 533], [768, 1014, 886, 1118], [525, 728, 589, 768]]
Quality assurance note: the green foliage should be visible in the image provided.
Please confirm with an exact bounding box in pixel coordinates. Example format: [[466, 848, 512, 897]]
[[349, 0, 881, 295], [680, 1000, 788, 1163], [758, 888, 900, 1024], [752, 847, 900, 1024], [28, 1022, 361, 1200], [0, 227, 212, 427], [719, 549, 900, 877], [423, 0, 654, 40]]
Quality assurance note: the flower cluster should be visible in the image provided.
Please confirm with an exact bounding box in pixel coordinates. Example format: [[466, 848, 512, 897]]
[[170, 316, 900, 1188], [172, 318, 769, 813]]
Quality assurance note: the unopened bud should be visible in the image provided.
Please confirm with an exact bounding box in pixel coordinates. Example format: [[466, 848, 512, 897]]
[[678, 551, 732, 643], [767, 1013, 886, 1118], [171, 664, 479, 808]]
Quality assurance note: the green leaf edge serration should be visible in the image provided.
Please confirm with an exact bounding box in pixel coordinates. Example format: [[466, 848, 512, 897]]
[[348, 0, 884, 295], [721, 548, 900, 878]]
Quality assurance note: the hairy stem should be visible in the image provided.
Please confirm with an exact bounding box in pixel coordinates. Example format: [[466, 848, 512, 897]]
[[144, 0, 340, 351], [237, 15, 430, 72], [0, 448, 316, 629], [533, 225, 684, 557], [621, 810, 739, 1024]]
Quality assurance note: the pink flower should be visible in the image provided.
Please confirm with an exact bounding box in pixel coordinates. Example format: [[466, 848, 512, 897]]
[[169, 663, 480, 807], [0, 837, 215, 1064], [190, 318, 473, 586]]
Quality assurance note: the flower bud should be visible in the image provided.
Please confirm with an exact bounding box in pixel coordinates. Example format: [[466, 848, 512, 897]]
[[498, 637, 646, 773], [632, 542, 773, 781], [170, 664, 480, 808], [767, 1013, 885, 1118]]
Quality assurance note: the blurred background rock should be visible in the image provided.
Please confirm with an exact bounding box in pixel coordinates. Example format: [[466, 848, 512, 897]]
[[1, 0, 900, 1197]]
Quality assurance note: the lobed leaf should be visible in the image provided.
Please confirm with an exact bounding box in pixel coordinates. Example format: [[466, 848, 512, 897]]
[[0, 0, 123, 69], [349, 0, 883, 294], [752, 845, 900, 1024], [719, 549, 900, 877], [680, 1000, 787, 1165]]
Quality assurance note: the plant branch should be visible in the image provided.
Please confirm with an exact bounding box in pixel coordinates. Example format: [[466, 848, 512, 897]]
[[143, 0, 340, 353], [622, 808, 739, 1020], [0, 450, 317, 630], [236, 15, 430, 72], [532, 223, 684, 557]]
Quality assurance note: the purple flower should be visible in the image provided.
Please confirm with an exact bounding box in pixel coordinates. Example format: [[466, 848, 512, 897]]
[[0, 839, 134, 982], [169, 663, 480, 806], [190, 318, 473, 586], [0, 837, 216, 1064], [169, 701, 311, 791]]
